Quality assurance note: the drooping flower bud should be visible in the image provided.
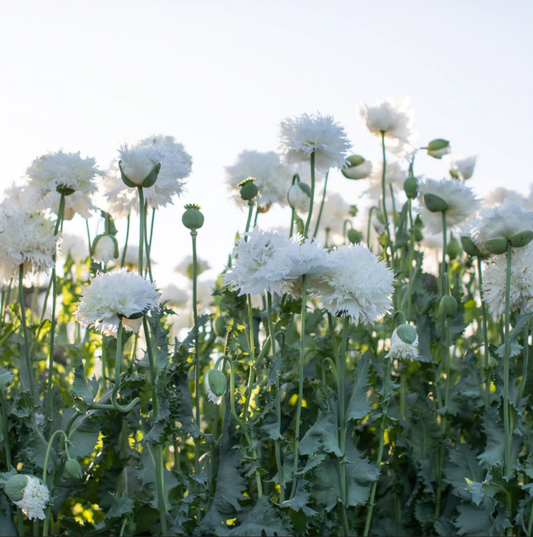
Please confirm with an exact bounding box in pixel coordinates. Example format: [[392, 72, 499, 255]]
[[460, 236, 483, 257], [342, 155, 372, 180], [509, 230, 533, 249], [424, 193, 449, 213], [91, 234, 119, 264], [239, 178, 259, 201], [213, 315, 227, 337], [403, 176, 418, 199], [347, 229, 363, 244], [203, 369, 227, 405], [287, 182, 311, 213], [386, 324, 419, 361], [447, 234, 461, 260], [484, 238, 508, 255], [4, 474, 49, 521], [65, 459, 83, 480], [182, 204, 205, 231], [441, 295, 458, 318], [119, 160, 161, 188], [427, 139, 451, 159]]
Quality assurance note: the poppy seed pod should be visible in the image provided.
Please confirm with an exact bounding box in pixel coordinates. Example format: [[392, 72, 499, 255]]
[[427, 139, 451, 159], [182, 204, 204, 231], [239, 178, 259, 201], [396, 323, 418, 345], [441, 295, 458, 318], [203, 369, 227, 405], [424, 193, 449, 213]]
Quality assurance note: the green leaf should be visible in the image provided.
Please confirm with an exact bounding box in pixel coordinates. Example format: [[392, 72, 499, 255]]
[[228, 496, 292, 536], [299, 405, 341, 457], [72, 357, 98, 404], [445, 443, 485, 501], [63, 411, 101, 459], [199, 402, 246, 534], [105, 492, 134, 519], [346, 352, 371, 422], [0, 503, 17, 537], [280, 479, 317, 517], [0, 367, 14, 389]]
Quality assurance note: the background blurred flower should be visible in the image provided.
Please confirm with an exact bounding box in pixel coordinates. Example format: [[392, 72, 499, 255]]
[[448, 154, 477, 180], [175, 255, 211, 279], [359, 97, 414, 143]]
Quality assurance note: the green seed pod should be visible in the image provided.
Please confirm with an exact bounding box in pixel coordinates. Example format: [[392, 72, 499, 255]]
[[484, 238, 508, 255], [213, 315, 227, 337], [342, 155, 371, 180], [182, 204, 204, 231], [396, 323, 417, 345], [65, 459, 83, 480], [447, 234, 461, 260], [509, 230, 533, 249], [441, 295, 458, 318], [4, 475, 28, 502], [460, 236, 482, 257], [403, 176, 418, 199], [239, 178, 258, 201], [347, 229, 363, 244], [424, 193, 449, 213], [427, 139, 451, 159]]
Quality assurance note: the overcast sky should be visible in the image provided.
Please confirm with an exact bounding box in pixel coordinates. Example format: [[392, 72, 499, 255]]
[[1, 0, 531, 287]]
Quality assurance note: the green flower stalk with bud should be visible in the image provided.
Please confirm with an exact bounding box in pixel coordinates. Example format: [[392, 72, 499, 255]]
[[426, 138, 451, 159], [239, 177, 258, 236], [342, 154, 372, 180]]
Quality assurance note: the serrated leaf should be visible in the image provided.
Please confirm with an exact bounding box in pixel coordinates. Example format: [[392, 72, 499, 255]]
[[228, 496, 292, 536], [105, 492, 134, 519], [299, 405, 341, 457], [346, 352, 371, 422], [445, 443, 485, 501], [199, 402, 246, 534], [0, 367, 14, 389]]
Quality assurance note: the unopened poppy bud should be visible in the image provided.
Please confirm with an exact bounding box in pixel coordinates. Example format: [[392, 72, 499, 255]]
[[239, 178, 258, 201], [342, 155, 372, 180], [396, 323, 417, 345], [287, 182, 311, 213], [404, 176, 418, 199], [413, 229, 423, 242], [424, 193, 449, 213], [65, 459, 83, 480], [203, 369, 227, 405], [441, 295, 458, 318], [4, 475, 29, 502], [347, 229, 363, 244], [119, 160, 161, 188], [182, 204, 204, 231], [427, 139, 451, 159], [460, 236, 482, 257], [213, 315, 227, 337], [447, 234, 461, 260], [91, 234, 119, 264], [509, 230, 533, 249], [484, 238, 508, 255]]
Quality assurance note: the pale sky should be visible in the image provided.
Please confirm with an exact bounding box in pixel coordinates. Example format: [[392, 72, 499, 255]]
[[1, 0, 532, 288]]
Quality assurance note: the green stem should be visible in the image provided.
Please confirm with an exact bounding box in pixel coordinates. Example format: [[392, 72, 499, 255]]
[[0, 387, 12, 469], [367, 206, 377, 248], [503, 242, 512, 478], [477, 257, 491, 406], [303, 152, 316, 239], [142, 316, 168, 535], [137, 187, 144, 275], [85, 219, 92, 257], [245, 200, 255, 236], [364, 359, 392, 537], [290, 275, 307, 499], [121, 213, 130, 268], [266, 292, 285, 502], [441, 211, 448, 296], [42, 429, 69, 536], [518, 320, 530, 406], [18, 265, 37, 401], [407, 199, 415, 321], [380, 131, 392, 266], [289, 208, 296, 238], [527, 496, 533, 536], [190, 230, 201, 472], [144, 203, 154, 282], [111, 324, 140, 413], [313, 170, 329, 240]]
